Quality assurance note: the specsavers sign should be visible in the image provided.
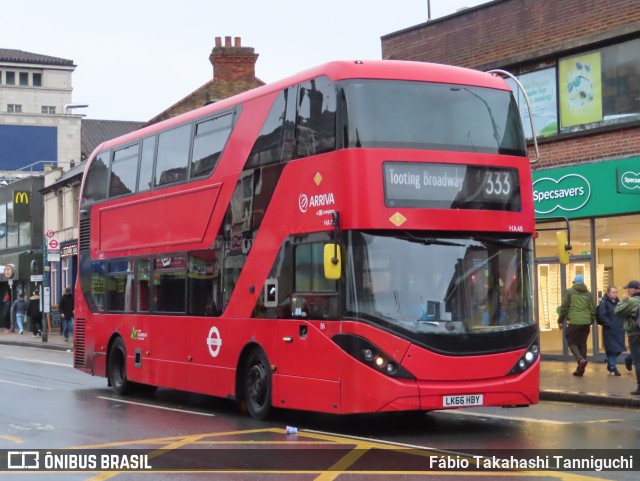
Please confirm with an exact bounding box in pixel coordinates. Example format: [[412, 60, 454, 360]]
[[532, 156, 640, 219]]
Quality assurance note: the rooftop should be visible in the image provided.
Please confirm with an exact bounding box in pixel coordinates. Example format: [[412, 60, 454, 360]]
[[0, 48, 75, 67]]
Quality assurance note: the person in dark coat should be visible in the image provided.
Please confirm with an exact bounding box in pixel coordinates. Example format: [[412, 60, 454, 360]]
[[1, 294, 11, 331], [596, 286, 626, 376], [59, 287, 74, 341], [28, 290, 43, 337]]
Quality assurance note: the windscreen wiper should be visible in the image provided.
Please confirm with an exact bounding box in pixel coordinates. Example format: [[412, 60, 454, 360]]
[[473, 236, 528, 249], [399, 231, 466, 247]]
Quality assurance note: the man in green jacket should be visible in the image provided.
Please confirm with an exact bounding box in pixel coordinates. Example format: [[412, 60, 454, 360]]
[[614, 280, 640, 395], [557, 275, 596, 376]]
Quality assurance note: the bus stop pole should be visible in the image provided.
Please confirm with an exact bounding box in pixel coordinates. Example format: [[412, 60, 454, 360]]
[[42, 235, 48, 343]]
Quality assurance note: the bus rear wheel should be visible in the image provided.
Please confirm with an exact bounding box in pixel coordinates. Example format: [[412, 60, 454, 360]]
[[108, 337, 133, 395], [243, 349, 272, 420]]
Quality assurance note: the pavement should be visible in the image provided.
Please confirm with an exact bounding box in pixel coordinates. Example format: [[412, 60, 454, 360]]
[[2, 329, 639, 409]]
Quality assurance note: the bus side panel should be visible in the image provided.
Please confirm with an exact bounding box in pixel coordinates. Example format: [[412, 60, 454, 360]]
[[275, 376, 341, 414], [97, 184, 221, 254], [275, 321, 342, 380], [144, 318, 278, 398]]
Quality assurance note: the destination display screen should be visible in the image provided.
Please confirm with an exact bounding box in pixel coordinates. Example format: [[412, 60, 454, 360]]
[[383, 162, 521, 211]]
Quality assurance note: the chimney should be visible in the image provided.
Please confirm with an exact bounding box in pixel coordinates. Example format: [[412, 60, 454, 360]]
[[210, 36, 259, 82]]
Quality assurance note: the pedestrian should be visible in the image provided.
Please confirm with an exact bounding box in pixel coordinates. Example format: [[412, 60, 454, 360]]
[[28, 290, 43, 337], [12, 293, 28, 335], [596, 286, 625, 376], [557, 274, 596, 376], [614, 280, 640, 396], [59, 287, 74, 342], [1, 294, 10, 332]]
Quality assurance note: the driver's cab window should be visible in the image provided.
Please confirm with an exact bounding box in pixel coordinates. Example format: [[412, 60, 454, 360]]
[[255, 236, 338, 320], [292, 242, 338, 320]]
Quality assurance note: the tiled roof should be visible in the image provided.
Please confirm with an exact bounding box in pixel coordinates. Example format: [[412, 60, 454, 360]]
[[81, 119, 145, 159], [39, 161, 87, 194], [0, 49, 75, 66], [145, 77, 264, 126]]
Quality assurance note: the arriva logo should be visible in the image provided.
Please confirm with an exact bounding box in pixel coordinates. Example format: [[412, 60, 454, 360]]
[[532, 174, 591, 214], [298, 192, 335, 213], [620, 171, 640, 190], [298, 194, 309, 213]]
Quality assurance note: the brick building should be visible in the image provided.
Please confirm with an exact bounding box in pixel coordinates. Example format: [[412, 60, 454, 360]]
[[146, 36, 264, 126], [382, 0, 640, 358]]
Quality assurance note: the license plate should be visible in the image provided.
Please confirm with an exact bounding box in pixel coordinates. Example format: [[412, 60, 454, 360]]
[[443, 394, 483, 407]]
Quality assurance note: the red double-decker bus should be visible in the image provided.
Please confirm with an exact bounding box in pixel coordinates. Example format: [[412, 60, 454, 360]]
[[75, 60, 539, 419]]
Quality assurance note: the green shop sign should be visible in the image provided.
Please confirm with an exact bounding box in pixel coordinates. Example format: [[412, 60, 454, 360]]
[[617, 168, 640, 194], [532, 156, 640, 219]]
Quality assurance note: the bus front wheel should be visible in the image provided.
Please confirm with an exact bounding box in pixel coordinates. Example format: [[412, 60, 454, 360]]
[[108, 337, 132, 395], [243, 349, 272, 420]]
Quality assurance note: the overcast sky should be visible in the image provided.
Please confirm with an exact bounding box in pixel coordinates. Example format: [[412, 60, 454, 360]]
[[4, 0, 488, 121]]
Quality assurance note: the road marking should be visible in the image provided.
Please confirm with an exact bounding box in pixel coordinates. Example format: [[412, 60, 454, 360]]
[[439, 409, 571, 424], [97, 396, 216, 416], [0, 379, 53, 390], [439, 409, 622, 425], [3, 356, 70, 367], [69, 427, 610, 481], [0, 434, 25, 444], [85, 433, 206, 481]]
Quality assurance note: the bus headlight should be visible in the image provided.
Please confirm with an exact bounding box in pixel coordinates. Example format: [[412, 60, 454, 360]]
[[508, 340, 539, 376], [333, 334, 415, 379]]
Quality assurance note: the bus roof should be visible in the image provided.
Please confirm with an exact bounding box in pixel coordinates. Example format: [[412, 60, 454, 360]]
[[92, 60, 510, 155]]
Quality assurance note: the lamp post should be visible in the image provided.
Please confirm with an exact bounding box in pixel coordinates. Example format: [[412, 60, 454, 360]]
[[63, 104, 89, 115], [41, 235, 48, 342]]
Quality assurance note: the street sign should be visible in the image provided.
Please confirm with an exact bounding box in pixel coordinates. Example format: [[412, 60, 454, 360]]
[[31, 274, 43, 282], [47, 236, 61, 263], [3, 264, 15, 279]]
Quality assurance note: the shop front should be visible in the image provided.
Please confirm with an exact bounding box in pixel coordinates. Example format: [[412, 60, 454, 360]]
[[533, 156, 640, 358], [0, 250, 44, 303]]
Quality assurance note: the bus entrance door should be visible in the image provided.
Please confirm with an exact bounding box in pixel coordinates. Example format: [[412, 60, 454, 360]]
[[275, 294, 341, 413]]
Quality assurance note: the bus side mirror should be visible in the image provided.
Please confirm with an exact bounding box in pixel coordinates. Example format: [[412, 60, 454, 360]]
[[324, 244, 342, 280], [556, 231, 571, 265]]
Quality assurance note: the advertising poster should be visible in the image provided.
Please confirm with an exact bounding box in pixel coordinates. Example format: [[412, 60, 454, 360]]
[[559, 52, 603, 128], [511, 68, 558, 138]]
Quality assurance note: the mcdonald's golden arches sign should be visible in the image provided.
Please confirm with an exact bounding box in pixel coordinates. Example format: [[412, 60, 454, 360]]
[[13, 191, 31, 222]]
